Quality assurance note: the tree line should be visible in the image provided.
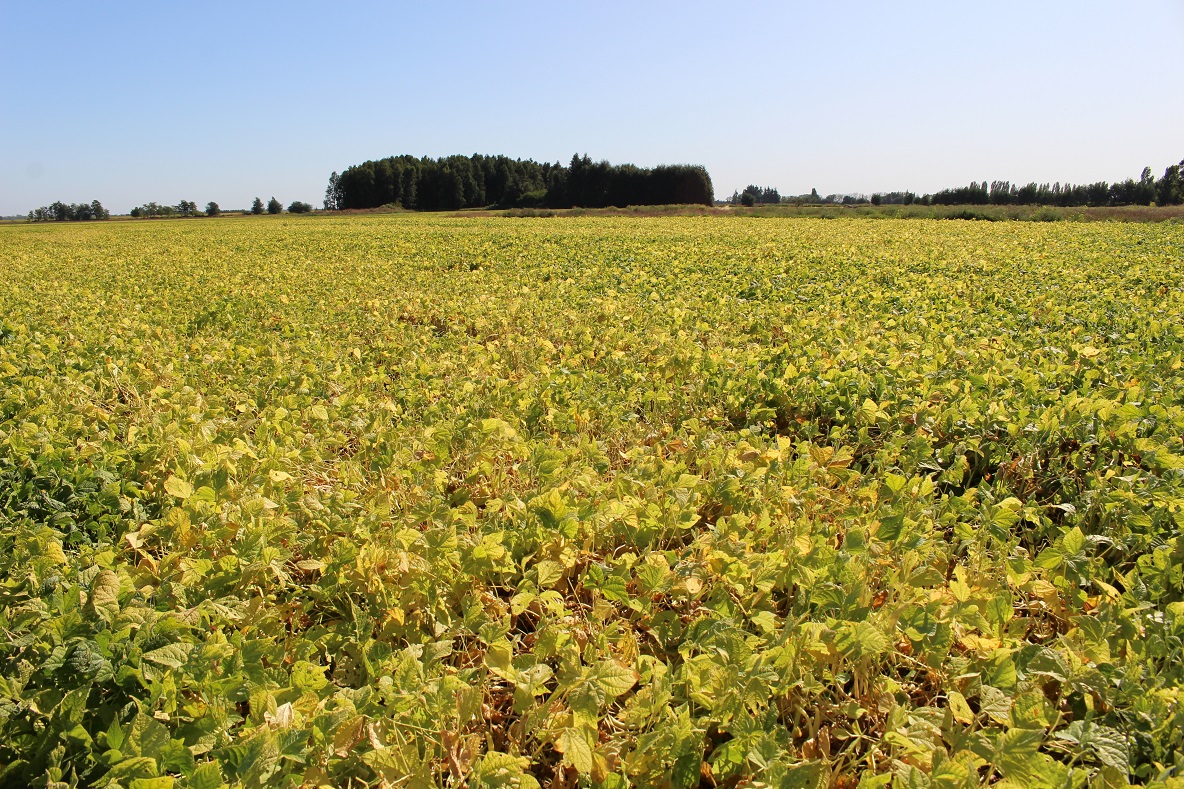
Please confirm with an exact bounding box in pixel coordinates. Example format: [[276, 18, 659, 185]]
[[928, 160, 1182, 206], [26, 197, 317, 220], [27, 200, 109, 221], [325, 153, 714, 211], [730, 187, 913, 207], [732, 157, 1183, 209], [127, 197, 313, 218]]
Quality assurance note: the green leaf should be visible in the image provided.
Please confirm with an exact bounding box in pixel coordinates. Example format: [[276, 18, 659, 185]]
[[978, 685, 1012, 725], [777, 760, 823, 789], [128, 714, 171, 759], [996, 729, 1042, 783], [534, 559, 564, 588], [1076, 615, 1112, 665], [67, 640, 113, 682], [833, 621, 889, 661], [530, 488, 569, 530], [596, 573, 630, 603], [569, 684, 601, 725], [290, 660, 329, 692], [592, 660, 638, 699], [129, 778, 174, 789], [856, 774, 893, 789], [143, 643, 192, 670], [188, 763, 226, 789], [104, 757, 159, 782], [555, 726, 595, 774], [1084, 729, 1131, 772], [1061, 526, 1086, 557], [237, 730, 280, 785], [876, 513, 904, 543], [992, 497, 1024, 529], [1026, 647, 1069, 683], [484, 640, 517, 682], [985, 592, 1013, 629], [105, 718, 126, 751], [472, 752, 540, 788], [55, 685, 91, 726], [510, 591, 536, 615], [514, 663, 553, 696], [64, 723, 93, 748], [1057, 722, 1130, 773]]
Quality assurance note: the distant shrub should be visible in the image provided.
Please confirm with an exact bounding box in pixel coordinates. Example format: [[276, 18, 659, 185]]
[[515, 189, 548, 208], [504, 208, 556, 218], [287, 201, 313, 214], [943, 208, 997, 221]]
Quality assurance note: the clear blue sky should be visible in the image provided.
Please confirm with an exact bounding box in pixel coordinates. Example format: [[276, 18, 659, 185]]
[[2, 1, 1182, 214]]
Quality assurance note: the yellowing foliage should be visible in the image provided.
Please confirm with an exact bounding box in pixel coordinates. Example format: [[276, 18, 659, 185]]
[[1, 215, 1183, 787]]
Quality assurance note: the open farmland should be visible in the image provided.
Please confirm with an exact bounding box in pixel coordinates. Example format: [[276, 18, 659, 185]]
[[2, 216, 1184, 788]]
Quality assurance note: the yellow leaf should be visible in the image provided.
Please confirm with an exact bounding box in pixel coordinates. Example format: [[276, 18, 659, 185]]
[[948, 690, 974, 724], [46, 541, 67, 565], [959, 634, 1001, 654], [333, 715, 366, 757], [163, 475, 193, 500], [484, 640, 516, 681], [90, 569, 120, 621]]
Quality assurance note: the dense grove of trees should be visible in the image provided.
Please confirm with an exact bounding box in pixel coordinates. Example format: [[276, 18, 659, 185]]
[[130, 201, 199, 218], [328, 153, 714, 211], [729, 186, 781, 206], [27, 200, 109, 221]]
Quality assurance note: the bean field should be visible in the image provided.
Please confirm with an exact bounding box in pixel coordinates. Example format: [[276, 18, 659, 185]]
[[2, 216, 1183, 788]]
